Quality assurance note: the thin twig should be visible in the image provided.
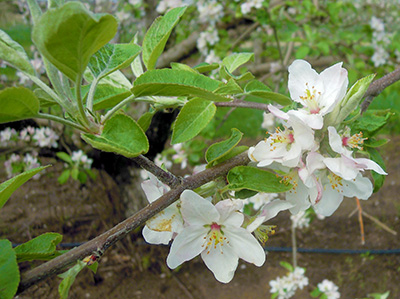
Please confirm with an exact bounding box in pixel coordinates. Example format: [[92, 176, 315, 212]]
[[361, 66, 400, 113], [231, 21, 260, 50], [214, 100, 270, 111], [132, 155, 182, 188], [291, 224, 297, 268], [362, 211, 397, 236], [17, 152, 250, 294], [355, 197, 365, 245]]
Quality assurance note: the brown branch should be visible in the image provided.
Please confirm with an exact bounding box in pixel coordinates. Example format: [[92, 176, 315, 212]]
[[214, 100, 270, 111], [17, 152, 250, 295], [361, 66, 400, 113], [132, 155, 182, 188]]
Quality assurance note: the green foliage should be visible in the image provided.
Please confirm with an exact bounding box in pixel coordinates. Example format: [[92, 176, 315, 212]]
[[32, 1, 118, 81], [205, 128, 243, 165], [0, 240, 19, 299], [243, 80, 292, 106], [222, 52, 254, 73], [58, 260, 87, 299], [171, 98, 216, 144], [132, 69, 231, 102], [227, 166, 293, 193], [142, 6, 187, 70], [350, 110, 392, 137], [82, 113, 149, 158], [0, 165, 50, 210], [14, 232, 63, 262], [0, 29, 35, 75], [0, 87, 40, 123]]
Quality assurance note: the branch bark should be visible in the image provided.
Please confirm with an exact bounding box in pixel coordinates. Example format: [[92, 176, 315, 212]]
[[214, 100, 271, 111], [17, 152, 250, 295], [361, 66, 400, 113]]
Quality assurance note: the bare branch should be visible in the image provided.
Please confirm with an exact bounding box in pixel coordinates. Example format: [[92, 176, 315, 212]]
[[17, 152, 250, 294], [132, 155, 182, 188], [361, 66, 400, 113]]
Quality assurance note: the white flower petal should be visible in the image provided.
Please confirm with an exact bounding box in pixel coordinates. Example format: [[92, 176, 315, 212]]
[[328, 126, 345, 154], [215, 199, 244, 225], [180, 190, 219, 225], [146, 202, 183, 233], [201, 242, 238, 283], [268, 104, 289, 120], [167, 225, 208, 269], [224, 226, 266, 266], [288, 60, 321, 104], [342, 174, 373, 200], [262, 200, 294, 222], [324, 156, 359, 180], [314, 187, 344, 216], [352, 157, 387, 175], [142, 225, 173, 245]]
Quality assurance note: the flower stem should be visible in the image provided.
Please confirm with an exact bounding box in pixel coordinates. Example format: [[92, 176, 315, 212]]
[[291, 223, 297, 268]]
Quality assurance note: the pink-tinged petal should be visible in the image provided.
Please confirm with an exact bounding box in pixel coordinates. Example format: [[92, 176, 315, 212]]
[[288, 60, 321, 104], [352, 157, 387, 175], [324, 156, 359, 181], [290, 115, 315, 150], [288, 109, 323, 130], [319, 62, 348, 113], [180, 190, 219, 226], [166, 225, 208, 269], [146, 202, 182, 233], [313, 187, 344, 216], [142, 225, 173, 245], [342, 174, 373, 200], [224, 226, 266, 266], [328, 126, 345, 154], [201, 242, 239, 283], [268, 104, 289, 120]]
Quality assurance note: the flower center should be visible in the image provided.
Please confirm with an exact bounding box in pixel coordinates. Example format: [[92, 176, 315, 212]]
[[342, 131, 366, 150], [202, 222, 228, 254], [267, 127, 295, 151], [327, 173, 344, 192], [299, 83, 321, 114]]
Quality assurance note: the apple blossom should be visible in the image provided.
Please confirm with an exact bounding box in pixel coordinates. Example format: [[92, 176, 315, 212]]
[[286, 59, 348, 129], [166, 190, 265, 283], [141, 173, 183, 245]]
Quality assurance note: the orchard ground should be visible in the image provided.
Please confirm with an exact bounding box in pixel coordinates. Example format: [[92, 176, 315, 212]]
[[2, 135, 400, 299]]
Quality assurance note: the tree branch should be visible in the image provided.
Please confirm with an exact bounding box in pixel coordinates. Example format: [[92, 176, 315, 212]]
[[361, 66, 400, 113], [132, 155, 182, 188], [214, 100, 270, 111], [17, 152, 250, 295]]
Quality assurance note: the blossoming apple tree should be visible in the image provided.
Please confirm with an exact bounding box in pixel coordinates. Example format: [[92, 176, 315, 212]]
[[0, 1, 398, 298]]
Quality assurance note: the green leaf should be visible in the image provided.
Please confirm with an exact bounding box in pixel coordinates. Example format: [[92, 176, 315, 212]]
[[48, 0, 65, 9], [279, 261, 294, 272], [367, 291, 390, 299], [0, 165, 50, 210], [351, 110, 392, 137], [138, 110, 156, 131], [295, 45, 310, 59], [132, 69, 230, 102], [71, 168, 79, 180], [34, 88, 58, 108], [171, 98, 216, 144], [220, 66, 255, 82], [142, 6, 187, 70], [87, 261, 98, 274], [367, 147, 386, 193], [243, 81, 292, 106], [14, 232, 63, 262], [234, 189, 258, 199], [32, 1, 118, 80], [222, 52, 254, 73], [227, 166, 293, 193], [214, 79, 243, 95], [193, 62, 219, 73], [58, 169, 70, 184], [207, 146, 248, 168], [56, 152, 72, 163], [171, 62, 198, 73], [89, 43, 141, 80], [92, 84, 131, 111], [0, 29, 35, 75], [0, 87, 40, 124], [58, 260, 87, 299], [206, 128, 243, 164], [364, 137, 388, 148], [82, 113, 149, 158], [0, 240, 19, 299]]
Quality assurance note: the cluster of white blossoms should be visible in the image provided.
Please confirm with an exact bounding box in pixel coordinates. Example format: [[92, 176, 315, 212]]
[[71, 150, 93, 170], [1, 126, 59, 149], [269, 267, 309, 299], [249, 59, 387, 217], [4, 152, 41, 179], [317, 279, 340, 299], [240, 0, 264, 15], [369, 16, 390, 67], [141, 172, 292, 283]]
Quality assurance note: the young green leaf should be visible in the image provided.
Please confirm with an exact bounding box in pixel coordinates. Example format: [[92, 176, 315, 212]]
[[207, 146, 248, 168], [132, 69, 230, 102], [92, 84, 131, 111], [222, 52, 254, 73], [243, 80, 292, 106], [89, 43, 142, 80], [227, 166, 293, 193], [193, 62, 220, 73], [220, 66, 255, 82], [205, 128, 243, 164], [58, 260, 87, 299], [0, 29, 35, 75], [350, 110, 392, 137], [56, 152, 73, 163], [142, 6, 187, 70], [32, 1, 118, 80], [58, 169, 71, 184], [214, 79, 243, 95], [14, 232, 63, 262], [0, 165, 50, 210], [138, 110, 156, 132], [171, 98, 216, 144], [0, 87, 40, 123], [0, 240, 20, 299], [81, 113, 149, 158]]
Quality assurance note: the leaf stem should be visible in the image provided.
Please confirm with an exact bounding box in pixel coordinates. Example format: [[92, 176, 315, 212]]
[[37, 113, 88, 132], [75, 74, 90, 128], [102, 94, 136, 123], [86, 77, 99, 112]]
